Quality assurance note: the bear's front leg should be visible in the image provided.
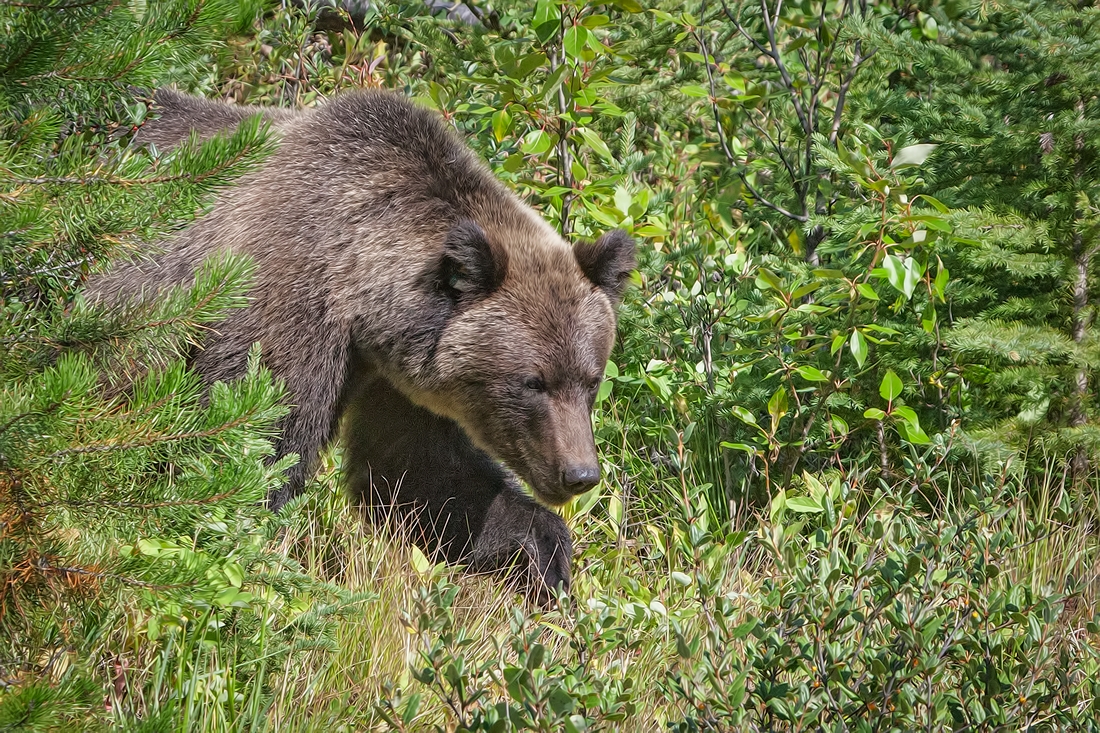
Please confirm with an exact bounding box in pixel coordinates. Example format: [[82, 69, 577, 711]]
[[344, 378, 573, 599], [469, 483, 573, 601]]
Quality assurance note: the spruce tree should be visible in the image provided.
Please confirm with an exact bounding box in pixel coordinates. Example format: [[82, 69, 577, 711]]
[[0, 2, 353, 727], [862, 0, 1100, 471]]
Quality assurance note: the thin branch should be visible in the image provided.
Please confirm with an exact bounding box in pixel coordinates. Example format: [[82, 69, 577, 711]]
[[721, 0, 770, 57], [47, 411, 259, 458], [695, 22, 808, 223], [33, 556, 196, 591], [747, 113, 802, 195], [758, 0, 813, 136], [741, 172, 809, 221], [829, 42, 874, 145], [61, 486, 247, 510]]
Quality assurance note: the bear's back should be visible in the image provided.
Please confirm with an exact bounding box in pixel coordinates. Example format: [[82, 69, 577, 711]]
[[284, 91, 500, 214]]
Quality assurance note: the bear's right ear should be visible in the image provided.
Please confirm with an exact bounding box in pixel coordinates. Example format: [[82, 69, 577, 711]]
[[438, 219, 508, 300], [574, 229, 636, 305]]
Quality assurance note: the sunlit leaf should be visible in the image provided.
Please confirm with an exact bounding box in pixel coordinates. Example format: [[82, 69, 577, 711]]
[[880, 370, 903, 402], [891, 143, 938, 169], [849, 330, 868, 368]]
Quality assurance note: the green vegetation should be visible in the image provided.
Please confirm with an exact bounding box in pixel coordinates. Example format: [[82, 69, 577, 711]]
[[3, 0, 1100, 729]]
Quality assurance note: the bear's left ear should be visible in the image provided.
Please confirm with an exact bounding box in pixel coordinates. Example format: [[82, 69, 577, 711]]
[[439, 219, 509, 300], [574, 229, 636, 305]]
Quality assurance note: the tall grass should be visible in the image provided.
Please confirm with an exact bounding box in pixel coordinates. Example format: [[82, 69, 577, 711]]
[[69, 432, 1098, 730]]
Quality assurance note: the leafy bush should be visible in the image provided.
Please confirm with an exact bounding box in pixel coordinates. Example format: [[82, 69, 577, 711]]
[[666, 471, 1100, 731]]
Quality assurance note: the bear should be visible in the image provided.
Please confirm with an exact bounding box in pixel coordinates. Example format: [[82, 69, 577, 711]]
[[85, 89, 635, 596]]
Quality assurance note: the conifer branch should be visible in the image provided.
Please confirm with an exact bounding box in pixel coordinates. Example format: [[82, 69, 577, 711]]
[[61, 487, 247, 510], [32, 556, 196, 591], [0, 398, 64, 441], [8, 143, 258, 188], [0, 0, 104, 7], [46, 411, 260, 458]]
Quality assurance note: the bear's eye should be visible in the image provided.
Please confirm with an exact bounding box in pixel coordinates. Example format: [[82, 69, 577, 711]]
[[586, 378, 602, 392], [447, 269, 474, 293], [524, 376, 546, 392]]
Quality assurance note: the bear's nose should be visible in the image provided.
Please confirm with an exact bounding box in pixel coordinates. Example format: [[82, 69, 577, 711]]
[[562, 465, 600, 494]]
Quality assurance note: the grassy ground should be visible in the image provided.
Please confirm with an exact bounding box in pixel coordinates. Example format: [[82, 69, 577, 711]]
[[263, 459, 692, 730], [91, 447, 1099, 731]]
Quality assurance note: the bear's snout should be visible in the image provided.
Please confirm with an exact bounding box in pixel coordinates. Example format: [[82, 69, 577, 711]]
[[562, 464, 600, 495]]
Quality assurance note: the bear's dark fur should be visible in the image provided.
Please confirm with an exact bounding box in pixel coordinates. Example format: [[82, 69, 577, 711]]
[[85, 89, 635, 595]]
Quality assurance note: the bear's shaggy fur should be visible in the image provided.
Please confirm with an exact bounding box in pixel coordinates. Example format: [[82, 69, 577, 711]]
[[86, 89, 635, 594]]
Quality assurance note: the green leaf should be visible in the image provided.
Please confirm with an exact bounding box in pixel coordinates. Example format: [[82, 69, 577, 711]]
[[614, 186, 632, 216], [880, 369, 903, 402], [857, 282, 880, 301], [922, 304, 937, 334], [541, 64, 570, 104], [882, 253, 905, 295], [564, 25, 591, 59], [934, 266, 949, 301], [533, 0, 561, 44], [215, 587, 242, 607], [803, 472, 828, 501], [223, 561, 244, 588], [491, 107, 512, 143], [919, 12, 939, 39], [831, 333, 846, 355], [502, 153, 525, 172], [596, 379, 613, 403], [898, 420, 931, 444], [864, 407, 887, 420], [883, 253, 920, 299], [791, 281, 822, 299], [917, 194, 950, 214], [862, 324, 902, 336], [849, 330, 868, 368], [409, 545, 432, 574], [671, 571, 693, 586], [795, 365, 829, 382], [786, 497, 824, 513], [521, 129, 554, 155], [892, 405, 920, 428], [891, 143, 938, 169], [576, 127, 615, 162], [756, 268, 783, 291], [731, 405, 758, 425], [676, 634, 693, 658], [720, 441, 759, 454], [731, 620, 757, 638], [581, 13, 610, 27], [903, 258, 922, 299], [680, 84, 710, 98], [768, 388, 788, 427]]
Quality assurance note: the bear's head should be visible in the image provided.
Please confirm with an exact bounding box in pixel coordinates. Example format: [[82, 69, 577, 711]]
[[420, 218, 635, 507]]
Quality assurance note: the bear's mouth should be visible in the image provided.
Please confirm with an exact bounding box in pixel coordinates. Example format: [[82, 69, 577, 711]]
[[530, 480, 575, 508]]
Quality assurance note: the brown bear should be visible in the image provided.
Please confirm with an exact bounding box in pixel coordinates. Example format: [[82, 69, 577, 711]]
[[85, 89, 635, 596]]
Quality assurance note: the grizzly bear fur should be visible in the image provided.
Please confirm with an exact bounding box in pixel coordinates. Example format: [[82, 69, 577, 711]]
[[85, 89, 635, 595]]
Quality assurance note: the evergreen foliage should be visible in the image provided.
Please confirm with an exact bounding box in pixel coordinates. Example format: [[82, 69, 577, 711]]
[[1, 2, 365, 727], [866, 0, 1100, 465]]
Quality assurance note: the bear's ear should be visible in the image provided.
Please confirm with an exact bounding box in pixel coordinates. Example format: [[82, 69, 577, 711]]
[[439, 219, 508, 299], [574, 229, 636, 304]]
